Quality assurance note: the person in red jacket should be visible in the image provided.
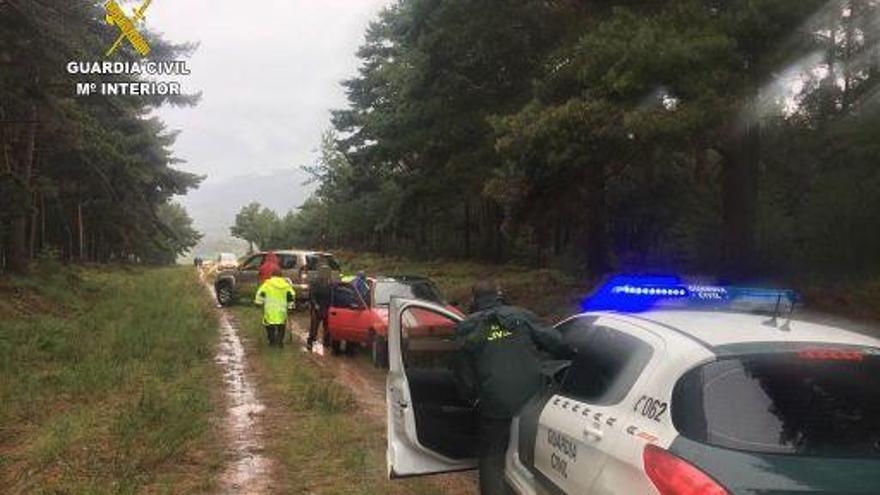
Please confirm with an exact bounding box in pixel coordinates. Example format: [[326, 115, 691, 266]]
[[258, 251, 280, 282]]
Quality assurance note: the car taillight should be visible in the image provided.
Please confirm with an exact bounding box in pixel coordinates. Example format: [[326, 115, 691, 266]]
[[643, 445, 729, 495], [797, 348, 864, 362]]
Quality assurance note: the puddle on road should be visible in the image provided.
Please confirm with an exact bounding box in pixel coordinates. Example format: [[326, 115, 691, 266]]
[[214, 302, 273, 494]]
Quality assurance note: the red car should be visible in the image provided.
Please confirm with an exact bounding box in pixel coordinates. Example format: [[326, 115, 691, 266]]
[[326, 275, 464, 367]]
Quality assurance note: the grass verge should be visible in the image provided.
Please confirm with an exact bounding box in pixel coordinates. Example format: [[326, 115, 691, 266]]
[[0, 263, 222, 494], [229, 304, 449, 495]]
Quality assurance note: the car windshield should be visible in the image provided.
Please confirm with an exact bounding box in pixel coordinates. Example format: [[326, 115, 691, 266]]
[[374, 280, 444, 307], [673, 348, 880, 458], [306, 254, 340, 271]]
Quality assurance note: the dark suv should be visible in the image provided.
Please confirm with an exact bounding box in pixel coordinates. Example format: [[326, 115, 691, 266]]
[[213, 250, 340, 306]]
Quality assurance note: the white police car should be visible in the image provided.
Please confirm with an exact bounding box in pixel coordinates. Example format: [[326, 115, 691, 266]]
[[385, 276, 880, 494]]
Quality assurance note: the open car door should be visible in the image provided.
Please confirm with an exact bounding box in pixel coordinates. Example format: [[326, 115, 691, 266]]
[[387, 297, 479, 478]]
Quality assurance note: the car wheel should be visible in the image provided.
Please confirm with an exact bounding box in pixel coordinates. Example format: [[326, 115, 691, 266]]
[[368, 331, 377, 366], [372, 334, 388, 369], [216, 283, 234, 306], [344, 340, 356, 356]]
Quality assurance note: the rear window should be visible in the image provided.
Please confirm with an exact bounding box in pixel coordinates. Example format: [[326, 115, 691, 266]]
[[673, 349, 880, 457], [374, 280, 443, 306], [306, 254, 340, 271]]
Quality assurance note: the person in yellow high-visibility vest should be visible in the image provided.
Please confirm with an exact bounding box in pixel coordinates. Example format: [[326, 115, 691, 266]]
[[254, 267, 296, 347]]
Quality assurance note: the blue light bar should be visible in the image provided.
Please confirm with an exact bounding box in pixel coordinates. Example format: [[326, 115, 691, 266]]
[[582, 274, 799, 313], [610, 285, 689, 297]]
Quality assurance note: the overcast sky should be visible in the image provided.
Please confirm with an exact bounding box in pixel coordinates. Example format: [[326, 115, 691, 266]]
[[146, 0, 390, 203]]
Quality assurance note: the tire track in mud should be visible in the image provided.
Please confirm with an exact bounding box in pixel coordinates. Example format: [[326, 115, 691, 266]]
[[288, 316, 478, 495], [207, 281, 276, 494]]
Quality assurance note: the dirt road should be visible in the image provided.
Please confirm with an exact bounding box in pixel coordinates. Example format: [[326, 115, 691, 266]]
[[205, 280, 277, 494], [215, 309, 275, 494], [206, 272, 475, 494], [288, 314, 479, 495]]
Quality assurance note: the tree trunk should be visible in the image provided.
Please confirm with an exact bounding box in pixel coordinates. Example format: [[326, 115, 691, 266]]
[[821, 13, 839, 119], [487, 201, 504, 263], [7, 103, 38, 273], [721, 121, 760, 280], [553, 216, 562, 256], [585, 166, 609, 276], [463, 199, 471, 258], [40, 193, 45, 254], [418, 204, 427, 252], [493, 217, 503, 262], [75, 201, 84, 261], [29, 194, 38, 258]]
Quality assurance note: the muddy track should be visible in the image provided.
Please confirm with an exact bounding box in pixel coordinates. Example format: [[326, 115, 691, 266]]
[[204, 273, 474, 495], [207, 282, 276, 494], [288, 315, 478, 495]]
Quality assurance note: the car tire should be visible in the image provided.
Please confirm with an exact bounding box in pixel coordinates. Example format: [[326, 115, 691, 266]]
[[367, 331, 377, 366], [372, 334, 388, 369], [216, 282, 234, 306], [344, 341, 355, 356]]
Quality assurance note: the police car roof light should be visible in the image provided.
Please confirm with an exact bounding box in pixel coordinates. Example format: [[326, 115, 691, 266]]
[[582, 274, 689, 312], [582, 274, 799, 314]]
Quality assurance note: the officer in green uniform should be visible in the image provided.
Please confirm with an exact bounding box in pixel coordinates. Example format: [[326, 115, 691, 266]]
[[454, 280, 569, 495]]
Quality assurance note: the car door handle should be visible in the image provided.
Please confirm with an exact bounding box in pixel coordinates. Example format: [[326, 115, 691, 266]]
[[330, 311, 338, 316], [583, 426, 603, 441]]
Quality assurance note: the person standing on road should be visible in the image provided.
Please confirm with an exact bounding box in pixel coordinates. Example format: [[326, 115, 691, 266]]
[[258, 251, 280, 283], [307, 262, 333, 351], [454, 279, 568, 495], [254, 267, 296, 348]]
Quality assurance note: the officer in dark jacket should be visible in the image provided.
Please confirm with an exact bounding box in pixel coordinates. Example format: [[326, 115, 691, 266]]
[[455, 280, 568, 495], [306, 263, 333, 351]]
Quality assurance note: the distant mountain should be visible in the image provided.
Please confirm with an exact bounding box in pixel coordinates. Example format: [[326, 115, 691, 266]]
[[179, 169, 314, 258]]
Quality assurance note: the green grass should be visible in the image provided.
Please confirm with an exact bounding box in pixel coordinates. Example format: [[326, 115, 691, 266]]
[[799, 279, 880, 323], [0, 264, 223, 494], [229, 305, 449, 495]]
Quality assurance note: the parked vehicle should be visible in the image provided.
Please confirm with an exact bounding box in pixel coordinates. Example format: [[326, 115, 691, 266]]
[[326, 275, 463, 365], [387, 277, 880, 494], [216, 252, 239, 270], [214, 249, 340, 306]]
